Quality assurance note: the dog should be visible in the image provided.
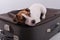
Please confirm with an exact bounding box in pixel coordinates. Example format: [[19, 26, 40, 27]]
[[22, 3, 47, 26], [15, 3, 47, 26]]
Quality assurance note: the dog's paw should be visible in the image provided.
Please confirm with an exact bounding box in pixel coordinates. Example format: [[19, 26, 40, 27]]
[[42, 15, 45, 19]]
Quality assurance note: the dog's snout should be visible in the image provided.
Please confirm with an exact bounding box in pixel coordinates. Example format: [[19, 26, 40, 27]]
[[31, 20, 35, 24]]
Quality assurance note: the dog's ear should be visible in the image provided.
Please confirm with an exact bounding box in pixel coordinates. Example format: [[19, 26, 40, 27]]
[[13, 15, 18, 23], [25, 8, 30, 12]]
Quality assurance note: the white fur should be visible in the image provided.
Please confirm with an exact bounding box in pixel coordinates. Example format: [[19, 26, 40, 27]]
[[22, 14, 36, 26], [22, 3, 47, 26], [29, 3, 47, 23]]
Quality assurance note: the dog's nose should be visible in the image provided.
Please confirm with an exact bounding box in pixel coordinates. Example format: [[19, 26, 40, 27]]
[[31, 20, 35, 24]]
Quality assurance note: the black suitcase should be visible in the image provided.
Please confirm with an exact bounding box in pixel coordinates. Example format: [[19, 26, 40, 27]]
[[0, 8, 60, 40]]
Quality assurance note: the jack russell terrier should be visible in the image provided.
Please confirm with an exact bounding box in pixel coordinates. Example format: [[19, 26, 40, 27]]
[[15, 3, 47, 26]]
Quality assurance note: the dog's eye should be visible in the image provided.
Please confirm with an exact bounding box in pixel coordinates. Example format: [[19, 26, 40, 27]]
[[22, 16, 26, 22], [27, 13, 30, 16], [27, 13, 29, 15]]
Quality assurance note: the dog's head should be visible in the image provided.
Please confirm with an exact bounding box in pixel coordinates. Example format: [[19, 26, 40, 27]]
[[14, 8, 36, 26]]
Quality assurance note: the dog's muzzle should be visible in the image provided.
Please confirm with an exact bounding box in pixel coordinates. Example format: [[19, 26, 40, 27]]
[[31, 20, 35, 24]]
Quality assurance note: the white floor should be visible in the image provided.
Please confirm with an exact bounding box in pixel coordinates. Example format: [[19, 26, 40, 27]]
[[49, 32, 60, 40]]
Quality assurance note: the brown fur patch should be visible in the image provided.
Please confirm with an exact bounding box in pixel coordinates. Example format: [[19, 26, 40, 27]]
[[15, 8, 30, 23]]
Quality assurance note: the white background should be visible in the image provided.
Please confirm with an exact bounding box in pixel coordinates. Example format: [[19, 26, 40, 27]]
[[0, 0, 60, 14]]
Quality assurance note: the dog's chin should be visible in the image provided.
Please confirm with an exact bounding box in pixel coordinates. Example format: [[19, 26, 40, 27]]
[[25, 22, 36, 26], [26, 24, 36, 26]]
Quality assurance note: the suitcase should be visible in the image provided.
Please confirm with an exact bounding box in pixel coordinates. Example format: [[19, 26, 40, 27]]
[[0, 8, 60, 40]]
